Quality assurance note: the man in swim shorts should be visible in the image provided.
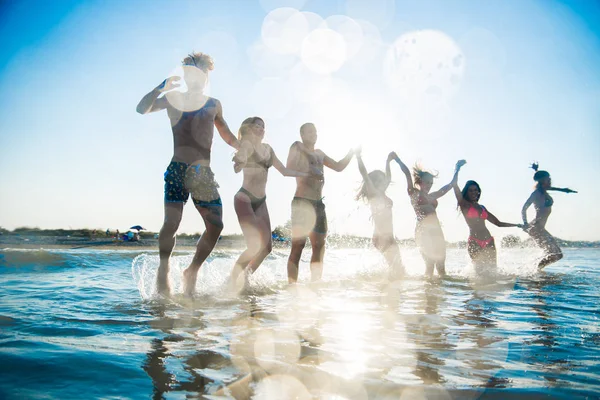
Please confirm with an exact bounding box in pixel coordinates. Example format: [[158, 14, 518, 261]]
[[136, 52, 239, 296], [285, 123, 355, 283]]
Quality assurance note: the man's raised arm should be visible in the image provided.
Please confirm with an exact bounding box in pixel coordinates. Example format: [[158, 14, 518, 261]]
[[323, 148, 354, 172], [136, 77, 179, 114], [214, 99, 239, 150]]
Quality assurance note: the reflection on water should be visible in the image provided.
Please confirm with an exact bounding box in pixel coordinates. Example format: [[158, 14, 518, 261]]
[[0, 248, 599, 398]]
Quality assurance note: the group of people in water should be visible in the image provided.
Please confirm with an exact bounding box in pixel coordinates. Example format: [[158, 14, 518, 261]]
[[136, 52, 577, 297]]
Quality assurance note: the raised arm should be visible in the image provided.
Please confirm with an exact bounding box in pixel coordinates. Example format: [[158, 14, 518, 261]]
[[521, 192, 536, 226], [487, 209, 522, 228], [323, 149, 354, 172], [548, 187, 578, 193], [136, 77, 180, 114], [272, 147, 312, 178], [385, 152, 396, 182], [431, 159, 466, 200], [393, 155, 414, 192], [451, 160, 468, 207], [356, 151, 376, 196], [214, 100, 239, 150]]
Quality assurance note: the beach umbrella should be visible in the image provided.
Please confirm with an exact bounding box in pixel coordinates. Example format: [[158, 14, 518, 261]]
[[130, 225, 145, 231]]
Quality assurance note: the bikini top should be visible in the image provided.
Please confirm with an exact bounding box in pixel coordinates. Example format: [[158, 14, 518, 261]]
[[411, 190, 438, 219], [466, 204, 488, 220], [245, 144, 273, 170], [544, 194, 553, 208]]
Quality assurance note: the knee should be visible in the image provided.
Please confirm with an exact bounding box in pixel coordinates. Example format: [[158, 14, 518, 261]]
[[161, 220, 180, 236]]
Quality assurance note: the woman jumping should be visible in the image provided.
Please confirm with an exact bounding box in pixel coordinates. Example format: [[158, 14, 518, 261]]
[[521, 163, 577, 268], [356, 150, 404, 279], [452, 161, 522, 271]]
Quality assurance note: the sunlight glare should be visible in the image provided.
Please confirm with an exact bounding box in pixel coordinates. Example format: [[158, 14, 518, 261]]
[[262, 7, 309, 55], [301, 28, 347, 74], [322, 15, 364, 61], [252, 77, 294, 119], [384, 30, 465, 101]]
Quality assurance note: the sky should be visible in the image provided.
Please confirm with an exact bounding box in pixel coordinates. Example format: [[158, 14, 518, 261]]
[[0, 0, 599, 242]]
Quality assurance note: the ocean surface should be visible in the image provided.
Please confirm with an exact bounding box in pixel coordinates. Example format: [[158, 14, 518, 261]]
[[0, 246, 598, 399]]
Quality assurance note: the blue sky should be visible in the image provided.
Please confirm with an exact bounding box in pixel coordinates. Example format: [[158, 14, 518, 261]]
[[1, 0, 599, 241]]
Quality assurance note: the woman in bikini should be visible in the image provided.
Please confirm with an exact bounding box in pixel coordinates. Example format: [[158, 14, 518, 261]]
[[453, 161, 522, 270], [521, 163, 577, 268], [228, 117, 316, 292], [356, 150, 404, 279], [394, 155, 462, 277]]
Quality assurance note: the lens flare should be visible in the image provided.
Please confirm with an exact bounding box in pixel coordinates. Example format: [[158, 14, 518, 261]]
[[289, 62, 333, 103], [344, 0, 395, 30], [262, 7, 310, 55], [322, 15, 364, 61], [384, 30, 465, 101], [252, 77, 294, 119], [254, 374, 311, 399], [301, 28, 347, 74]]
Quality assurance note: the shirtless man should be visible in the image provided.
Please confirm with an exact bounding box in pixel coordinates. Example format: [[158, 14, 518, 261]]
[[286, 123, 355, 283], [136, 52, 238, 296]]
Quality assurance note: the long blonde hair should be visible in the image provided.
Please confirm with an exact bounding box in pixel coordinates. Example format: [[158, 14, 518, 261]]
[[237, 117, 264, 141]]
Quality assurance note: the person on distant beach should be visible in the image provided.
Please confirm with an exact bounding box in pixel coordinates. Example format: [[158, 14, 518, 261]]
[[452, 161, 522, 270], [521, 163, 577, 268], [356, 150, 404, 279], [394, 156, 462, 277], [228, 117, 320, 292], [285, 123, 355, 283], [136, 52, 239, 296]]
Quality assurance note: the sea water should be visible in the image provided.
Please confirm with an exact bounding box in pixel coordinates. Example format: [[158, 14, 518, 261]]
[[0, 246, 599, 399]]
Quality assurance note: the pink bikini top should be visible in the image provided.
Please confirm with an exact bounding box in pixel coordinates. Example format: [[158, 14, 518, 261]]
[[466, 205, 488, 220]]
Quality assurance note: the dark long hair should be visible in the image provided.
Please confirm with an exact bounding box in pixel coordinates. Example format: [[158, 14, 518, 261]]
[[461, 180, 481, 204]]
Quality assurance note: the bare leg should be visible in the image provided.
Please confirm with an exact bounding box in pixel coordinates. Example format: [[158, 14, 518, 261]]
[[246, 203, 273, 274], [182, 204, 223, 297], [539, 252, 563, 268], [157, 203, 184, 296], [287, 237, 306, 284], [229, 196, 272, 292], [308, 231, 326, 282], [423, 256, 435, 278], [383, 245, 404, 279], [531, 229, 563, 268]]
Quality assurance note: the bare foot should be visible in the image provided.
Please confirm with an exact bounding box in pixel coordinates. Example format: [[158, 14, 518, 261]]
[[182, 268, 198, 297]]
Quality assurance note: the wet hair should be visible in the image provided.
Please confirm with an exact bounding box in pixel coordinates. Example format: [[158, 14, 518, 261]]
[[237, 117, 264, 140], [412, 164, 438, 187], [356, 170, 388, 202], [461, 180, 481, 203], [300, 122, 315, 135], [531, 162, 550, 189], [181, 52, 214, 72]]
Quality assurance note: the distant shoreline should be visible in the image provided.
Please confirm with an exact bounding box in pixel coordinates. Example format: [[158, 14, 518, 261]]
[[1, 234, 599, 250]]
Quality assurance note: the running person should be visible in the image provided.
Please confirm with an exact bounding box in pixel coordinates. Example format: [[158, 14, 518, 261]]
[[286, 123, 355, 283], [356, 150, 404, 279], [136, 52, 239, 296], [452, 161, 522, 270], [394, 156, 462, 277], [521, 163, 577, 268], [228, 117, 319, 292]]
